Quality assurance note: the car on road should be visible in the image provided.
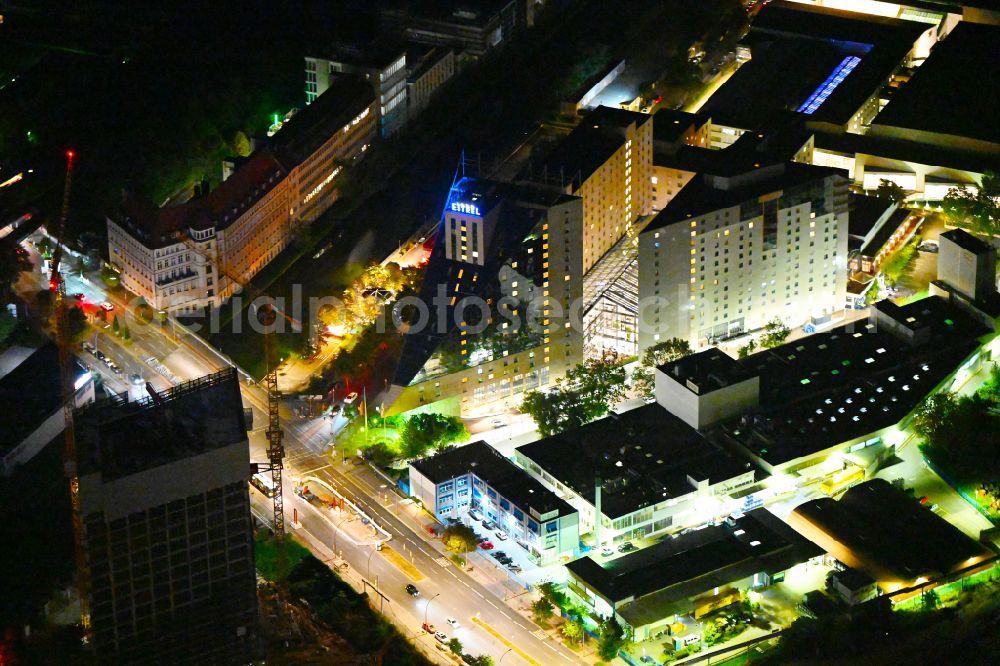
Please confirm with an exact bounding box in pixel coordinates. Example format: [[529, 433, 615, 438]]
[[919, 495, 929, 505], [342, 391, 359, 405], [100, 301, 115, 312], [479, 541, 494, 550], [481, 520, 495, 531], [490, 417, 506, 428], [82, 342, 96, 354], [494, 531, 508, 541], [95, 350, 107, 361], [917, 240, 939, 253], [461, 654, 476, 665], [434, 631, 448, 644], [405, 584, 420, 596], [600, 546, 614, 557], [468, 509, 483, 521], [617, 541, 637, 553], [446, 617, 460, 628], [490, 551, 506, 560], [70, 293, 85, 302], [506, 564, 522, 574]]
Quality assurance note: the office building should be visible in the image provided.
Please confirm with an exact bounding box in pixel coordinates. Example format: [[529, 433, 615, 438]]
[[637, 161, 850, 351], [305, 42, 408, 136], [514, 401, 758, 548], [408, 440, 579, 563], [108, 78, 376, 313], [75, 368, 258, 664], [381, 0, 535, 60], [406, 45, 456, 116], [566, 509, 822, 641], [385, 176, 584, 416]]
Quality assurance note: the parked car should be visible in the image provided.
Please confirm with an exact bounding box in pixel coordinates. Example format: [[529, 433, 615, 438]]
[[490, 551, 506, 560], [479, 541, 494, 550], [343, 391, 359, 405], [919, 495, 929, 505], [100, 301, 115, 312], [70, 293, 85, 302], [617, 541, 637, 553], [481, 520, 495, 531], [469, 509, 483, 521], [461, 655, 476, 665], [95, 350, 107, 362], [494, 531, 508, 541], [434, 631, 448, 644], [490, 417, 506, 428], [405, 584, 420, 597], [600, 546, 614, 557], [82, 342, 95, 354], [506, 564, 522, 574], [917, 240, 939, 253], [446, 617, 460, 628]]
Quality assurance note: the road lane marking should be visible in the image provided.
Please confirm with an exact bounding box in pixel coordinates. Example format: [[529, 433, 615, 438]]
[[471, 616, 542, 666], [298, 465, 332, 476]]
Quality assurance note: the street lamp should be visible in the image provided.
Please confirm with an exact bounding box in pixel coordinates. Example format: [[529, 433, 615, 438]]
[[498, 648, 513, 663], [333, 514, 350, 556], [423, 592, 440, 627], [367, 544, 378, 581]]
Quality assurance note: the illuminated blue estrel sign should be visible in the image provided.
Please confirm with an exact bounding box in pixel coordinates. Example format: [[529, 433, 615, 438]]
[[450, 201, 481, 216]]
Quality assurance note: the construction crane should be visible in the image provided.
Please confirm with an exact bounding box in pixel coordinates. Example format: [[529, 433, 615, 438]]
[[48, 149, 92, 638], [174, 230, 292, 534]]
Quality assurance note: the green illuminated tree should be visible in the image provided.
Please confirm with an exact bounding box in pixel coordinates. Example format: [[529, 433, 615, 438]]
[[560, 619, 584, 643], [873, 179, 906, 203], [738, 339, 757, 359], [443, 523, 478, 554], [448, 638, 463, 655], [759, 319, 790, 349], [532, 597, 555, 625], [943, 171, 1000, 235], [634, 338, 693, 399], [597, 616, 626, 661]]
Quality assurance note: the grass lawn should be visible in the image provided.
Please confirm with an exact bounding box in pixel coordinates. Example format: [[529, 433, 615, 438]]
[[255, 532, 311, 582]]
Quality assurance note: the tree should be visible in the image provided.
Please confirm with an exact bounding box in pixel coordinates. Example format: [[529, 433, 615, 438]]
[[67, 306, 87, 339], [531, 597, 555, 624], [231, 130, 251, 157], [442, 523, 478, 554], [912, 392, 957, 441], [523, 351, 628, 436], [634, 338, 693, 400], [873, 179, 906, 203], [0, 241, 32, 295], [364, 442, 396, 468], [448, 638, 463, 655], [112, 314, 120, 334], [120, 324, 131, 341], [560, 619, 584, 643], [703, 621, 721, 646], [470, 656, 493, 666], [943, 171, 1000, 235], [759, 319, 790, 349], [521, 385, 591, 437], [597, 616, 626, 661], [738, 339, 756, 359], [399, 413, 469, 459], [641, 338, 692, 367]]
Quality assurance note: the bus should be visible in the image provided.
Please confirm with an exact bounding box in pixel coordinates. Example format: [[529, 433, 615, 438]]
[[250, 472, 277, 498]]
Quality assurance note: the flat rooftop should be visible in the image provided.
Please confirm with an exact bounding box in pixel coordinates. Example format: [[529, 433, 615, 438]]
[[722, 296, 988, 467], [813, 130, 1000, 176], [658, 348, 755, 396], [792, 479, 995, 584], [0, 344, 88, 454], [704, 1, 926, 128], [940, 228, 994, 255], [515, 403, 756, 520], [410, 440, 575, 518], [567, 509, 821, 617], [872, 22, 1000, 146], [644, 161, 846, 232], [532, 106, 650, 188], [75, 368, 247, 481], [848, 194, 896, 241]]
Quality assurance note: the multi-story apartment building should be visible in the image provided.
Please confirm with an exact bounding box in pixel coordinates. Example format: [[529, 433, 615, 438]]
[[385, 177, 584, 416], [75, 368, 257, 664], [637, 162, 850, 350], [108, 78, 376, 313], [530, 106, 654, 274], [305, 42, 408, 136], [408, 440, 579, 564]]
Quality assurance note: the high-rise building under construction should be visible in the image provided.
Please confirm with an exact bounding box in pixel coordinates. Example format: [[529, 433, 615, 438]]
[[75, 368, 258, 664]]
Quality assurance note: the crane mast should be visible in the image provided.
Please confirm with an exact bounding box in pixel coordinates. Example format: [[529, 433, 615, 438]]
[[174, 231, 286, 534], [49, 150, 92, 638]]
